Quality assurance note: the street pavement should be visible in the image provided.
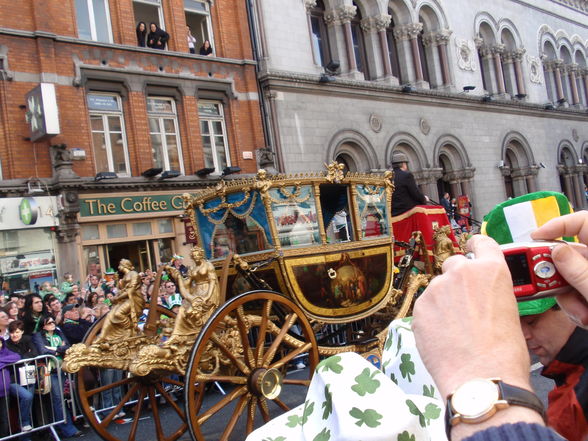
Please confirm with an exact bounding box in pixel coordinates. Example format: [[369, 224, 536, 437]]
[[69, 356, 554, 441]]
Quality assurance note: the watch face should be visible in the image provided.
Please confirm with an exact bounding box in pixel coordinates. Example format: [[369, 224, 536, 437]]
[[451, 379, 500, 418]]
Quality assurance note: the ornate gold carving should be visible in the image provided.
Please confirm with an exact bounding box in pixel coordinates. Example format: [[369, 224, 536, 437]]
[[325, 161, 345, 183], [129, 247, 221, 376], [432, 225, 456, 271]]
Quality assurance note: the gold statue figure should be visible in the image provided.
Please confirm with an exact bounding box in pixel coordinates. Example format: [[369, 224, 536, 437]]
[[433, 225, 456, 271], [130, 246, 221, 375]]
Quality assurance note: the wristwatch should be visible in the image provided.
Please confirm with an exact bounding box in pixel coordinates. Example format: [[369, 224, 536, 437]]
[[445, 378, 545, 439]]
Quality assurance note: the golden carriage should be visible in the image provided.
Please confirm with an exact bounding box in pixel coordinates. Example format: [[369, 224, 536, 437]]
[[63, 163, 455, 441]]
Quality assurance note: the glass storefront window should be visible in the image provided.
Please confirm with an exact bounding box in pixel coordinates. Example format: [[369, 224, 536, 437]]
[[107, 224, 127, 239], [158, 219, 173, 233], [158, 238, 173, 264], [83, 245, 102, 277], [81, 224, 100, 241], [133, 222, 152, 236], [0, 228, 57, 295]]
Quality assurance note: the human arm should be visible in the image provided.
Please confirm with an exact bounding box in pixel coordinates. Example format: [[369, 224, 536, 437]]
[[412, 235, 545, 441], [531, 211, 588, 326], [405, 172, 427, 204]]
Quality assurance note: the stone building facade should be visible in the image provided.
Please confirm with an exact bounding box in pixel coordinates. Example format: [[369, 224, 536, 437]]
[[0, 0, 265, 290], [249, 0, 588, 219]]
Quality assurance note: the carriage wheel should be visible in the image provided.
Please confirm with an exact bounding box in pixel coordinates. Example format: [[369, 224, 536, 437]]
[[75, 305, 187, 441], [185, 291, 319, 441]]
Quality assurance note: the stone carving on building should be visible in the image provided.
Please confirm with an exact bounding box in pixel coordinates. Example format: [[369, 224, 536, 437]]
[[325, 5, 356, 26], [369, 113, 382, 132], [303, 0, 317, 11], [527, 55, 543, 84], [419, 118, 431, 135], [549, 0, 588, 13], [573, 128, 579, 142], [455, 39, 477, 72], [393, 23, 423, 41]]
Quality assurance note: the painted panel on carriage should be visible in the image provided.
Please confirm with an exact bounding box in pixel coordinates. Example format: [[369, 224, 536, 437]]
[[284, 246, 391, 318], [356, 185, 390, 239]]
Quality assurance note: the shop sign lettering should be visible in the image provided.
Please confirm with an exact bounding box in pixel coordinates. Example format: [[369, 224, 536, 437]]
[[80, 195, 188, 218]]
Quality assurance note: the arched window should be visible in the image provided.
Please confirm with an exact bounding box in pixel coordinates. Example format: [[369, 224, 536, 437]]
[[560, 46, 574, 104], [558, 146, 585, 209], [309, 0, 331, 67], [476, 22, 505, 95], [574, 51, 588, 106], [385, 11, 401, 81], [542, 41, 558, 103], [500, 28, 525, 98], [501, 140, 536, 198], [350, 2, 369, 79], [417, 28, 430, 83]]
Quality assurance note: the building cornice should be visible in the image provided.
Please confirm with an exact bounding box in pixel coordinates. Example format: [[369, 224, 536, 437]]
[[258, 70, 588, 122]]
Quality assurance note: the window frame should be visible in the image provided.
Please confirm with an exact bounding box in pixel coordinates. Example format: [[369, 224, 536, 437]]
[[309, 1, 331, 67], [147, 96, 185, 175], [88, 93, 131, 177], [184, 0, 215, 55], [133, 0, 165, 27], [198, 100, 231, 175], [75, 0, 114, 43]]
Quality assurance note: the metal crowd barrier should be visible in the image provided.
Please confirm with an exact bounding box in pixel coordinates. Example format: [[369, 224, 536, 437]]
[[0, 354, 64, 441]]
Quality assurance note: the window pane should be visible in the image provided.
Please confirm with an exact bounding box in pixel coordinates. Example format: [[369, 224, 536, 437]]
[[148, 118, 160, 133], [200, 121, 210, 135], [88, 94, 119, 111], [158, 219, 173, 234], [109, 133, 127, 174], [81, 225, 100, 241], [148, 98, 173, 114], [106, 224, 127, 239], [108, 115, 122, 132], [92, 0, 110, 42], [133, 222, 152, 236], [214, 136, 227, 169], [184, 0, 207, 12], [163, 118, 176, 134], [83, 245, 101, 277], [150, 134, 164, 168], [212, 120, 223, 134], [75, 0, 92, 40], [90, 115, 104, 131], [269, 186, 320, 247], [166, 135, 180, 170], [310, 16, 325, 66], [92, 132, 109, 173], [201, 133, 214, 168], [158, 238, 173, 263], [198, 102, 220, 116]]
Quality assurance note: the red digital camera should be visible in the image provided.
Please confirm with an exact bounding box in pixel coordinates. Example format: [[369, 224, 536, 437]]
[[500, 241, 583, 301]]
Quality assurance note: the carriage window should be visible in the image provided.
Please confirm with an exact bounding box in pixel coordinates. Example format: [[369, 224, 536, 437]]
[[194, 190, 273, 259], [320, 184, 353, 243], [355, 185, 389, 239], [269, 185, 320, 247]]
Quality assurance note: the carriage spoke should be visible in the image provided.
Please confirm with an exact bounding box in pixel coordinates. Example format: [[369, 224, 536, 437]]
[[154, 382, 186, 420], [246, 396, 257, 434], [219, 394, 249, 441], [269, 342, 312, 370], [262, 313, 298, 365], [148, 387, 165, 441], [100, 383, 139, 427], [158, 376, 185, 387], [254, 299, 273, 365], [85, 375, 134, 398], [282, 378, 311, 387], [197, 385, 248, 425], [236, 306, 255, 368], [273, 397, 290, 412], [258, 398, 271, 423], [127, 386, 146, 441]]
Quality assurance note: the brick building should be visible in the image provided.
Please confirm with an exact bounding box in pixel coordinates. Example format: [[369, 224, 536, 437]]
[[0, 0, 268, 292]]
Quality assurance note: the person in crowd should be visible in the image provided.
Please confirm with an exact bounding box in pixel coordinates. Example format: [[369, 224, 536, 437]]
[[199, 39, 213, 56], [48, 297, 63, 325], [162, 280, 178, 306], [187, 26, 197, 54], [411, 210, 588, 441], [39, 282, 54, 299], [1, 301, 19, 323], [60, 304, 93, 345], [59, 273, 75, 297], [440, 192, 452, 213], [85, 274, 102, 294], [0, 311, 9, 340], [0, 338, 34, 436], [390, 152, 428, 216], [70, 284, 81, 302], [9, 293, 25, 310], [43, 293, 56, 312], [6, 320, 37, 359], [518, 296, 587, 441], [136, 21, 147, 47], [85, 290, 99, 309], [64, 293, 78, 306], [140, 272, 154, 302], [170, 255, 187, 276], [147, 23, 169, 50], [32, 316, 81, 438], [20, 294, 46, 335]]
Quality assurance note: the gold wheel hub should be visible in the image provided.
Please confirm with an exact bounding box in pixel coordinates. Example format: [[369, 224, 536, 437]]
[[251, 368, 283, 399]]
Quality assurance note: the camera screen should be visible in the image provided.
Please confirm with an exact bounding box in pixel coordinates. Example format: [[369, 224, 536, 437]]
[[505, 253, 532, 286]]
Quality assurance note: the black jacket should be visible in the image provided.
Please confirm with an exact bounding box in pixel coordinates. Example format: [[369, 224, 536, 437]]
[[61, 319, 93, 345], [5, 335, 38, 360], [32, 328, 71, 358], [147, 26, 169, 50], [391, 168, 427, 216]]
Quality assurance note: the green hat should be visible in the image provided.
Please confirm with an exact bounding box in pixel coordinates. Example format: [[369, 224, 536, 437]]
[[517, 297, 557, 317], [105, 268, 116, 275], [167, 294, 183, 308]]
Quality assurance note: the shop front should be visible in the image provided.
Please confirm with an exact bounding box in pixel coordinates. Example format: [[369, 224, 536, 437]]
[[77, 192, 190, 277], [0, 196, 60, 296]]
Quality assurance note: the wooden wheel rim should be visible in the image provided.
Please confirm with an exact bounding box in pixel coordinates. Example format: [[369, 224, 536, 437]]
[[184, 290, 319, 441], [75, 305, 188, 441]]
